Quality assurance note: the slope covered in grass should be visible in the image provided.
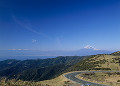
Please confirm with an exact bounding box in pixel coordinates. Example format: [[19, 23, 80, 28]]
[[0, 51, 120, 86], [65, 52, 120, 72]]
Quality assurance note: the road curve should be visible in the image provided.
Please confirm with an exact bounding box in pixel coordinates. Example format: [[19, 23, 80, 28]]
[[64, 71, 120, 86]]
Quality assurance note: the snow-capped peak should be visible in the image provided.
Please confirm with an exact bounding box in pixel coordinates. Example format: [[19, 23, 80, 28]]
[[84, 45, 100, 50]]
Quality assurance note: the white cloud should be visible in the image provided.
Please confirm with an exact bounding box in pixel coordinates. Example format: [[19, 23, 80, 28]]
[[12, 16, 51, 39], [32, 39, 37, 43], [8, 49, 29, 50]]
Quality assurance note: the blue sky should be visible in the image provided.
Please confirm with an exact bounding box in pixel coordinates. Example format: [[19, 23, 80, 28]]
[[0, 0, 120, 51]]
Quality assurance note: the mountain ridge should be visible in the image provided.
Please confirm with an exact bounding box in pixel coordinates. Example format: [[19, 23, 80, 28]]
[[0, 56, 88, 81], [0, 51, 120, 86], [0, 51, 120, 82]]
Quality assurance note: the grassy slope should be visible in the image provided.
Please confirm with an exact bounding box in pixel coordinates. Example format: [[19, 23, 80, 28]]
[[65, 54, 120, 72], [1, 52, 120, 86], [77, 72, 120, 86], [0, 73, 80, 86], [38, 74, 69, 86], [72, 52, 120, 86]]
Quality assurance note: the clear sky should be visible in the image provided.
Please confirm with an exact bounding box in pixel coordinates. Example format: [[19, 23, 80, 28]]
[[0, 0, 120, 51]]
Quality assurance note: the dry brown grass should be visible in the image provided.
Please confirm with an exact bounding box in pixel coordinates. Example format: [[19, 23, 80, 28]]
[[75, 54, 120, 86], [37, 75, 70, 86], [87, 55, 120, 71], [76, 72, 120, 86], [0, 73, 78, 86]]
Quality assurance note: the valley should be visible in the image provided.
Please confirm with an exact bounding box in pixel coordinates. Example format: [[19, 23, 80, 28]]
[[0, 51, 120, 86]]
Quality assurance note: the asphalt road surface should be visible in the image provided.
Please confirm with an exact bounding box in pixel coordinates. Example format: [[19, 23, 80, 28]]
[[64, 71, 120, 86]]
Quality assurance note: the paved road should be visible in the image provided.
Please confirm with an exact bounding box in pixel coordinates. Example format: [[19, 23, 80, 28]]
[[64, 71, 120, 86]]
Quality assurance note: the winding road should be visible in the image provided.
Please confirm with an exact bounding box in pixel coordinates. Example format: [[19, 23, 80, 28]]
[[64, 71, 120, 86]]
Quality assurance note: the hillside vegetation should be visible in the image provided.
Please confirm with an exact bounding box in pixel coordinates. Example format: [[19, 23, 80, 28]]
[[0, 56, 87, 81], [0, 51, 120, 86], [65, 51, 120, 86], [77, 72, 120, 86], [0, 73, 80, 86], [66, 52, 120, 72]]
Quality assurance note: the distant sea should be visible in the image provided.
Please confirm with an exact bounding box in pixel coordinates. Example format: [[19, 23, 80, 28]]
[[0, 56, 57, 61]]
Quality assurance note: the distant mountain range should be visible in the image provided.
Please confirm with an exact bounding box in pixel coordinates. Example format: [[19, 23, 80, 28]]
[[0, 56, 87, 81], [72, 45, 113, 56], [0, 46, 114, 58], [0, 51, 120, 82]]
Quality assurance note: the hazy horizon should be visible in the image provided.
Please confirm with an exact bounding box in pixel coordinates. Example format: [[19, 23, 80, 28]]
[[0, 45, 115, 57]]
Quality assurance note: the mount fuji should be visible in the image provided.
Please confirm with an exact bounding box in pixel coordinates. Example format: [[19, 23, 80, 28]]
[[71, 45, 113, 56], [0, 45, 114, 57]]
